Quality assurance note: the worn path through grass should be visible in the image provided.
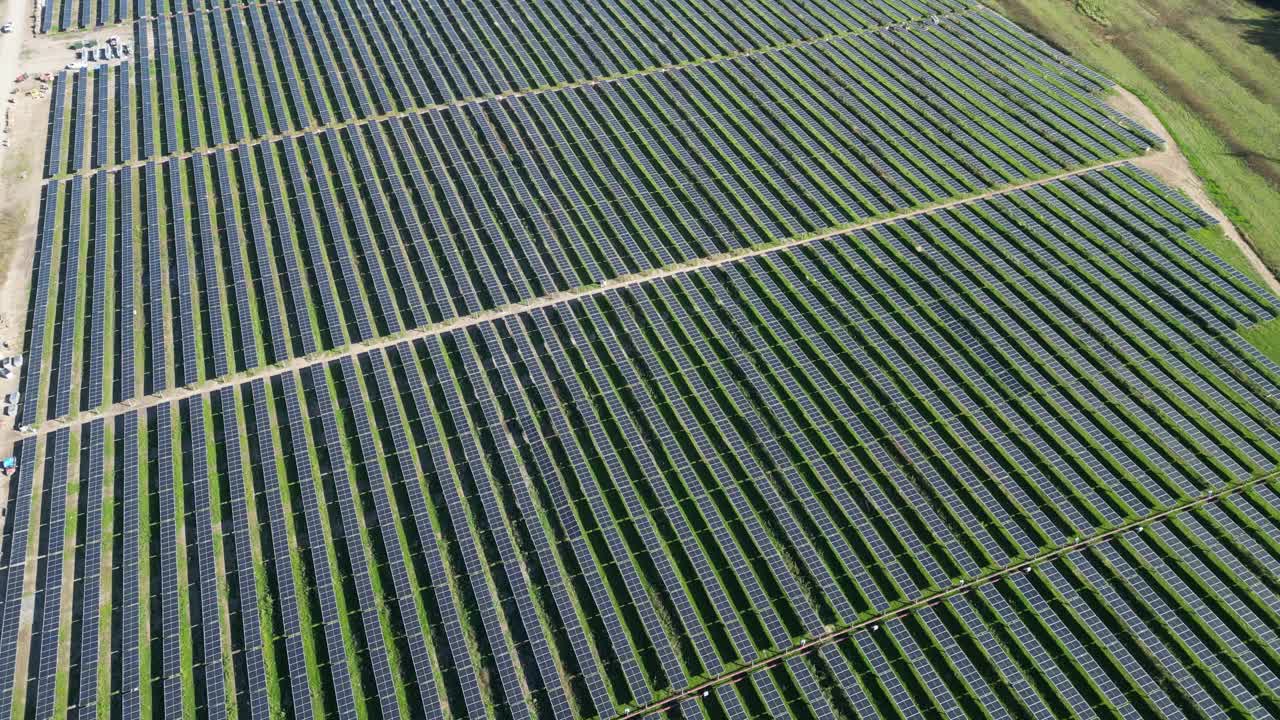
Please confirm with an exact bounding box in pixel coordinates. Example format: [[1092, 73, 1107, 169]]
[[990, 0, 1280, 279]]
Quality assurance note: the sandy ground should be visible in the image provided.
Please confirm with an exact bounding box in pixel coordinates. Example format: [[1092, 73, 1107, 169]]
[[0, 0, 29, 125], [0, 0, 120, 525], [1106, 87, 1280, 297], [0, 0, 37, 547], [0, 8, 120, 352]]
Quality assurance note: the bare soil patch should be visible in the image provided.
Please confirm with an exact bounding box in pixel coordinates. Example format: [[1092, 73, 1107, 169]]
[[0, 2, 119, 455], [1106, 86, 1280, 298]]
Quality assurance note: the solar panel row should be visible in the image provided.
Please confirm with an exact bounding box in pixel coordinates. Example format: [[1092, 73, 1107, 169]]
[[72, 0, 1087, 167], [73, 419, 105, 719], [0, 439, 39, 720], [32, 429, 71, 720], [56, 8, 1130, 184], [2, 245, 1278, 718], [142, 163, 166, 393], [22, 25, 1206, 421], [275, 372, 358, 718], [245, 379, 313, 717], [51, 177, 83, 420], [86, 173, 108, 411], [120, 412, 141, 720], [9, 1, 1280, 715], [357, 357, 445, 717], [215, 386, 270, 719], [154, 403, 183, 720], [185, 400, 227, 720], [18, 189, 59, 425]]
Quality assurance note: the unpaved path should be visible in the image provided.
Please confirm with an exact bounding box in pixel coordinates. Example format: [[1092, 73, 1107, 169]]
[[0, 17, 120, 464], [619, 469, 1280, 719], [6, 46, 1254, 451], [0, 0, 44, 479], [0, 0, 26, 129], [1106, 86, 1280, 297], [24, 154, 1147, 437], [45, 5, 986, 182]]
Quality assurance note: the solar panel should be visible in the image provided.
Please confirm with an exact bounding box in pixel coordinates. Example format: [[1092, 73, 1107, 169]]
[[119, 412, 142, 720], [116, 62, 132, 164], [151, 403, 184, 720], [135, 22, 154, 159], [173, 13, 201, 150], [278, 136, 344, 345], [367, 122, 451, 317], [1140, 526, 1280, 697], [229, 9, 268, 137], [259, 143, 317, 356], [309, 0, 371, 116], [271, 372, 359, 719], [235, 146, 289, 362], [86, 173, 108, 411], [305, 363, 400, 719], [329, 0, 392, 113], [74, 419, 106, 718], [266, 3, 310, 129], [13, 8, 1280, 719], [334, 358, 449, 716], [280, 1, 332, 125], [703, 265, 921, 600], [298, 133, 373, 341], [161, 159, 199, 387], [39, 0, 54, 33], [0, 439, 41, 720], [376, 343, 487, 717], [519, 98, 630, 279], [155, 18, 180, 155], [217, 386, 270, 719], [498, 316, 710, 705], [68, 70, 88, 169], [346, 125, 427, 327], [398, 340, 532, 720], [659, 274, 866, 621], [392, 116, 483, 314], [183, 400, 227, 719], [187, 155, 228, 379], [244, 6, 290, 134], [210, 11, 244, 142], [322, 129, 400, 331], [246, 379, 314, 717], [190, 15, 225, 146], [53, 176, 84, 420], [19, 187, 59, 425], [33, 429, 72, 719], [579, 292, 800, 647], [209, 151, 256, 371], [94, 68, 109, 168], [425, 335, 597, 716]]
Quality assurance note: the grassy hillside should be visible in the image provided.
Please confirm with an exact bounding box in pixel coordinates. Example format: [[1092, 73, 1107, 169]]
[[988, 0, 1280, 280]]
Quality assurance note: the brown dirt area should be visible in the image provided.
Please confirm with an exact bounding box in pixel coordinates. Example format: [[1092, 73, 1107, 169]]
[[0, 5, 118, 463], [1105, 86, 1280, 298]]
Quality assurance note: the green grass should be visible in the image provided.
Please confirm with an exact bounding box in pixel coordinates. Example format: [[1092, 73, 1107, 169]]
[[1188, 225, 1267, 287], [987, 0, 1280, 280], [1239, 316, 1280, 364]]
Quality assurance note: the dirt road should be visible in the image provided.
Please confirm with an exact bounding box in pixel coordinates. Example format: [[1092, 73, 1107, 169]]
[[1106, 87, 1280, 298], [23, 154, 1148, 437], [0, 0, 28, 148]]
